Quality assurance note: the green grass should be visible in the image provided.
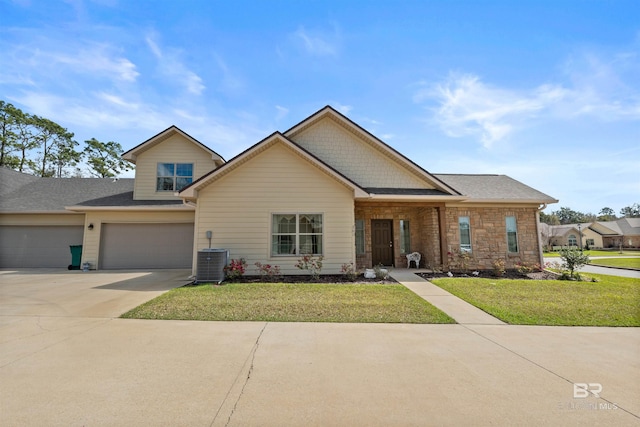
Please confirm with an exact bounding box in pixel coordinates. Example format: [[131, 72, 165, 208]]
[[431, 274, 640, 326], [589, 258, 640, 269], [544, 250, 640, 257], [121, 282, 455, 324]]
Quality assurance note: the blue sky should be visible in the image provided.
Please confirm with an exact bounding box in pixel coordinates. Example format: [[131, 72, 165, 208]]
[[1, 0, 638, 215]]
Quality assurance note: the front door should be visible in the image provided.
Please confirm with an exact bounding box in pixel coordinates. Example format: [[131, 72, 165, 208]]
[[371, 219, 394, 266]]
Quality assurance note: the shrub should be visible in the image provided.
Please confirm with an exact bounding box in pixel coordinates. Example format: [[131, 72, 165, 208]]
[[373, 264, 389, 279], [515, 261, 540, 276], [295, 255, 324, 280], [340, 262, 358, 281], [492, 258, 506, 277], [224, 258, 246, 281], [254, 262, 282, 282], [559, 248, 590, 280]]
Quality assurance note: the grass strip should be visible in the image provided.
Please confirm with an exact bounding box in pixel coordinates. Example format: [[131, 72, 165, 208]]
[[432, 273, 640, 326], [589, 258, 640, 269], [122, 282, 455, 324]]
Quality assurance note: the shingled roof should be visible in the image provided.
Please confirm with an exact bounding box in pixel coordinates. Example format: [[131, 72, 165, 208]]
[[434, 174, 557, 203]]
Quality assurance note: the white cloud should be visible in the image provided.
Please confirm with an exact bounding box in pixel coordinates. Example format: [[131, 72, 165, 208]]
[[416, 74, 566, 148], [145, 33, 206, 95], [417, 49, 640, 148], [290, 25, 340, 57], [275, 105, 289, 120]]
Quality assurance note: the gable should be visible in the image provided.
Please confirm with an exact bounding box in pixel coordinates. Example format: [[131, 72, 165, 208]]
[[288, 116, 433, 189], [132, 133, 222, 201]]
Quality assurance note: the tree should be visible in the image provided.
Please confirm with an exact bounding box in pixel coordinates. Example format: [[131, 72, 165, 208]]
[[554, 207, 586, 225], [559, 248, 590, 280], [0, 100, 20, 169], [83, 138, 132, 178], [539, 211, 560, 225], [620, 203, 640, 218], [30, 115, 81, 177], [598, 207, 617, 222]]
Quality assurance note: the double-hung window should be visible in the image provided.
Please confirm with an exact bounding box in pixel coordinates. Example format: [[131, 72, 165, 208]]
[[459, 216, 471, 253], [157, 163, 193, 191], [506, 216, 519, 253], [272, 214, 323, 256]]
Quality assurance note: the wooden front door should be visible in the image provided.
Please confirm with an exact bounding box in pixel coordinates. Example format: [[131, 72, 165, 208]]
[[372, 220, 394, 266]]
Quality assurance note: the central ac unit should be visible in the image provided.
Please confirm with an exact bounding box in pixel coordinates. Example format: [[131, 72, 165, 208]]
[[196, 249, 228, 283]]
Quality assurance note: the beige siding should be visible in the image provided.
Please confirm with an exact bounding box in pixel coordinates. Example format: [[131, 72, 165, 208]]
[[81, 210, 194, 269], [133, 134, 219, 200], [291, 117, 433, 189], [194, 141, 355, 275], [0, 213, 85, 226]]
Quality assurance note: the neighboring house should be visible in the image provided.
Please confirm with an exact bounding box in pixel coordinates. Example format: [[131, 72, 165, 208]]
[[545, 217, 640, 250], [0, 106, 558, 273]]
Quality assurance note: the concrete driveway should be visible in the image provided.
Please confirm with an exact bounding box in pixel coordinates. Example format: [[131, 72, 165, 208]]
[[1, 270, 639, 426]]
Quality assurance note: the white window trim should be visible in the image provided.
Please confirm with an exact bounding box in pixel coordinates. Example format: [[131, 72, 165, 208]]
[[156, 162, 193, 192], [271, 213, 324, 257], [459, 216, 472, 253]]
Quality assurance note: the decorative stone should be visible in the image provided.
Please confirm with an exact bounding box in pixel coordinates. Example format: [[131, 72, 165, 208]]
[[364, 269, 376, 279]]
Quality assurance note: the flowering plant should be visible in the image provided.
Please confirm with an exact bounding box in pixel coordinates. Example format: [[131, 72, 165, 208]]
[[295, 255, 324, 280], [224, 258, 246, 281], [340, 262, 358, 281], [254, 262, 282, 282]]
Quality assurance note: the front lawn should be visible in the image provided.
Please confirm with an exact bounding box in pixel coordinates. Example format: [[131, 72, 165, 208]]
[[589, 257, 640, 269], [431, 274, 640, 326], [122, 283, 455, 324]]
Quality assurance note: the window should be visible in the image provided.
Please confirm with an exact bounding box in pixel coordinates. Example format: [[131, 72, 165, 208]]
[[568, 234, 577, 246], [506, 216, 518, 253], [157, 163, 193, 191], [459, 216, 471, 252], [272, 214, 323, 256], [399, 220, 411, 254], [586, 239, 595, 246], [355, 219, 365, 255]]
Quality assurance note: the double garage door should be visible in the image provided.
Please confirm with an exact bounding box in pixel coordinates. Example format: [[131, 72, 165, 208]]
[[0, 223, 194, 269], [99, 223, 194, 269], [0, 225, 84, 268]]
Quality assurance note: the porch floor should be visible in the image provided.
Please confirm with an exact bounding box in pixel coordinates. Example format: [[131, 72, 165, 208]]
[[387, 269, 505, 325]]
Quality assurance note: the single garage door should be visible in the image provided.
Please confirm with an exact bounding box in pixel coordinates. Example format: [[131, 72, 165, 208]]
[[99, 223, 194, 269], [0, 225, 84, 268]]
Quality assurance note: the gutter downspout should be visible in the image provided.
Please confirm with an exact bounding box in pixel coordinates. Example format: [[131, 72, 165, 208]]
[[536, 203, 547, 268]]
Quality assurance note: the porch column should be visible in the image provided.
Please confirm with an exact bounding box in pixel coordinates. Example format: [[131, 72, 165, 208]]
[[438, 205, 448, 269]]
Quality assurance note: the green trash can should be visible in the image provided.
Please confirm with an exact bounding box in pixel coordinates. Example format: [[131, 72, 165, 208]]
[[68, 245, 83, 270]]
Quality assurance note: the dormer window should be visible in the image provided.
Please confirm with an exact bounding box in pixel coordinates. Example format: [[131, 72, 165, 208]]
[[157, 163, 193, 192]]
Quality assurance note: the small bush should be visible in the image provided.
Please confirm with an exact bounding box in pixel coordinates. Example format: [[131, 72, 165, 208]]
[[254, 262, 282, 282], [559, 248, 590, 279], [224, 258, 246, 281], [373, 264, 389, 279], [492, 258, 506, 277], [295, 255, 324, 280], [340, 262, 358, 281], [515, 261, 540, 276]]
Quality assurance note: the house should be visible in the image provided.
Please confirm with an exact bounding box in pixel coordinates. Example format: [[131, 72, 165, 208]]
[[0, 106, 558, 273], [545, 218, 640, 250]]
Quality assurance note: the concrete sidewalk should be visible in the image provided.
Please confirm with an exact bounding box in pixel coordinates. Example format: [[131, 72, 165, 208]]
[[389, 269, 505, 325]]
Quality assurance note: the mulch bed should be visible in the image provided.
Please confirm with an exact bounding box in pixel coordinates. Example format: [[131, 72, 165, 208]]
[[418, 269, 559, 281], [223, 274, 398, 285]]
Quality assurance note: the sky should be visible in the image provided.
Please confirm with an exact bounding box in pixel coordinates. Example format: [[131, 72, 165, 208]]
[[1, 0, 638, 215]]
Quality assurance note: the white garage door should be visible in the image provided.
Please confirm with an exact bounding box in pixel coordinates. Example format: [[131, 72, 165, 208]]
[[99, 223, 194, 269], [0, 225, 84, 268]]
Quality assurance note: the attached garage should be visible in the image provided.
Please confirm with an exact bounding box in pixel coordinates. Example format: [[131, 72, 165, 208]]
[[99, 223, 194, 269], [0, 225, 84, 268]]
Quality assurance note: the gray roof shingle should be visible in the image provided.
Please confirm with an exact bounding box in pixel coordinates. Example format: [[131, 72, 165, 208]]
[[434, 174, 557, 203]]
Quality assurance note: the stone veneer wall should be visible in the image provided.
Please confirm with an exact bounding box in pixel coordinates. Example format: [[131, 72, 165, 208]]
[[354, 203, 441, 269], [444, 206, 541, 270]]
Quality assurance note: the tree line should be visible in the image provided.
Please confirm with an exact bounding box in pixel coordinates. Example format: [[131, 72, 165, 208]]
[[1, 100, 131, 178], [540, 204, 640, 225]]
